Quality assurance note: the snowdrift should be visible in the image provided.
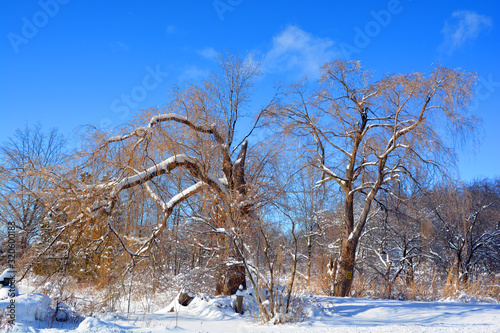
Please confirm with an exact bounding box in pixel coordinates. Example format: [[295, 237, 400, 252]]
[[1, 292, 500, 332]]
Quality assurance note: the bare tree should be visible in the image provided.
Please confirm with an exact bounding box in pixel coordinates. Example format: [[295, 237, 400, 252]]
[[281, 163, 333, 289], [425, 179, 500, 286], [360, 189, 426, 298], [271, 60, 478, 296], [0, 125, 67, 261]]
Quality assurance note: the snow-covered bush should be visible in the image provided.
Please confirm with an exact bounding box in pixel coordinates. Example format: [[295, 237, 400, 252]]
[[165, 266, 218, 295]]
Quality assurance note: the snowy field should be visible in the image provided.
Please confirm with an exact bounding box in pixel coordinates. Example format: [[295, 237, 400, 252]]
[[1, 291, 500, 332]]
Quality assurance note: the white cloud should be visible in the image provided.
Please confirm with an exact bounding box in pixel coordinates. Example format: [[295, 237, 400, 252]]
[[166, 25, 176, 35], [111, 41, 129, 51], [265, 25, 339, 78], [179, 65, 210, 82], [440, 11, 493, 54], [198, 47, 218, 60]]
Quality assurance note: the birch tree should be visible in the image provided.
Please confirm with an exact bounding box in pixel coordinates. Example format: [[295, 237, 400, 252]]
[[271, 60, 478, 296]]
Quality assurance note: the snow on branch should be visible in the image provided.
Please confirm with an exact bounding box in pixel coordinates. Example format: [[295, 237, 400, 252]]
[[108, 154, 228, 199], [137, 181, 207, 256], [107, 126, 148, 143], [106, 113, 225, 147], [315, 164, 347, 188], [143, 181, 206, 213], [149, 113, 224, 144]]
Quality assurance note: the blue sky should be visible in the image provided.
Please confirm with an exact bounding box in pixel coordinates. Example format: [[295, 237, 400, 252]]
[[1, 0, 499, 181]]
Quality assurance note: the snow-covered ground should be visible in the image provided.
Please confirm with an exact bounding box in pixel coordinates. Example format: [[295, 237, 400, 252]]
[[1, 291, 500, 332]]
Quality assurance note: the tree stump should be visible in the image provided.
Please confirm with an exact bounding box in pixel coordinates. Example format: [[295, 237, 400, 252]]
[[235, 285, 244, 314], [0, 269, 14, 287], [178, 292, 194, 306], [168, 292, 194, 312]]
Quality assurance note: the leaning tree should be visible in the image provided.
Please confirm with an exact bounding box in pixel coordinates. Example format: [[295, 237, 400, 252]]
[[272, 60, 478, 296], [29, 54, 278, 297]]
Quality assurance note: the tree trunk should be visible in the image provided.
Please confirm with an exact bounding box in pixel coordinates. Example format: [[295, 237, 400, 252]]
[[216, 264, 246, 295], [307, 236, 312, 287], [215, 141, 249, 295], [334, 238, 357, 297], [384, 262, 393, 298], [405, 257, 414, 286], [384, 281, 392, 298]]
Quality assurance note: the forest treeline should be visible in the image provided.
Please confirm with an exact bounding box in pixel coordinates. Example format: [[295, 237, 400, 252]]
[[1, 54, 499, 323]]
